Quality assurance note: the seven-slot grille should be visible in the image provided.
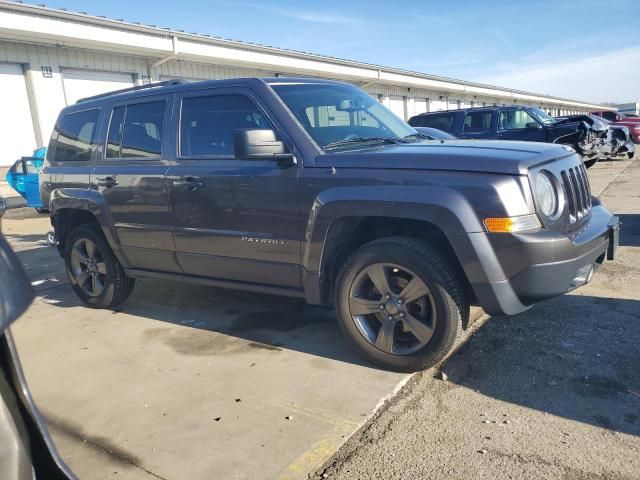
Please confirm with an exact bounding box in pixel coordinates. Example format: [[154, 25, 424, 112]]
[[560, 163, 592, 221]]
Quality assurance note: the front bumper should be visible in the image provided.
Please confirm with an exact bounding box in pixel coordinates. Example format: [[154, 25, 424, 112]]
[[449, 204, 619, 316]]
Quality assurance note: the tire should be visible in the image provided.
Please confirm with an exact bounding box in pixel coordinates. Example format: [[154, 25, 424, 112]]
[[64, 224, 135, 308], [583, 158, 598, 169], [335, 236, 468, 372]]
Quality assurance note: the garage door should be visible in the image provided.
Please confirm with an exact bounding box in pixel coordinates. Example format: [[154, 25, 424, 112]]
[[0, 63, 37, 166], [388, 96, 406, 120], [62, 69, 134, 105], [414, 98, 428, 116]]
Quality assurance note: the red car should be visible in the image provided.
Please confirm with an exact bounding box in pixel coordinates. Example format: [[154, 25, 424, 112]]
[[591, 111, 640, 143]]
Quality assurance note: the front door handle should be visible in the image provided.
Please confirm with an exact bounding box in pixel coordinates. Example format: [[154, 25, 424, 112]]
[[96, 176, 118, 188], [173, 177, 204, 191]]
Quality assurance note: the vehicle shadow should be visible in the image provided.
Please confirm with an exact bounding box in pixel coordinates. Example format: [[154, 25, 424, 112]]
[[619, 214, 640, 247], [12, 239, 371, 368], [440, 293, 640, 437]]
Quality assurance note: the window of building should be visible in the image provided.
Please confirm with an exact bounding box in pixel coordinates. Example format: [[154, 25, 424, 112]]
[[52, 109, 100, 162], [463, 111, 492, 132], [180, 94, 271, 157], [106, 101, 165, 158]]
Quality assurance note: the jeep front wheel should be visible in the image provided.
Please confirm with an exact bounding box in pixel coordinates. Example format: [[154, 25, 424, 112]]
[[336, 237, 467, 372], [64, 225, 135, 308]]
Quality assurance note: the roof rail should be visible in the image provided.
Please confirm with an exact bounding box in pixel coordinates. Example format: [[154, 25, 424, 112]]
[[76, 79, 188, 103]]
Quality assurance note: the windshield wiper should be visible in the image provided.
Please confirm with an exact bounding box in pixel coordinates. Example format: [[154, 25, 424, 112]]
[[323, 136, 405, 151]]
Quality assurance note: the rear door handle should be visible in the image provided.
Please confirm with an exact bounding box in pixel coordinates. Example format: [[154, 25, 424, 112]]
[[96, 176, 118, 188], [173, 177, 203, 191]]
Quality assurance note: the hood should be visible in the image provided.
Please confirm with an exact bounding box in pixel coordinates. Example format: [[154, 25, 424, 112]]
[[554, 115, 609, 133], [315, 140, 575, 175]]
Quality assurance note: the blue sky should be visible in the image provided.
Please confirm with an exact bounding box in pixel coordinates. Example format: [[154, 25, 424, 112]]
[[31, 0, 640, 102]]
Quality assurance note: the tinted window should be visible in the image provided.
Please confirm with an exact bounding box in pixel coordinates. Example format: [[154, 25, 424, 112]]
[[121, 102, 165, 158], [602, 111, 617, 122], [463, 111, 492, 132], [53, 109, 99, 162], [411, 113, 456, 132], [180, 94, 271, 157], [105, 101, 165, 158], [498, 110, 538, 130], [106, 106, 125, 158]]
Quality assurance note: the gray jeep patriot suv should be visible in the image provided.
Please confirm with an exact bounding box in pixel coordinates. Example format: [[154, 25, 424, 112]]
[[40, 78, 619, 372]]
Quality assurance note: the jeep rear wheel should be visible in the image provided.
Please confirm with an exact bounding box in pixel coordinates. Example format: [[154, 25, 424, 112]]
[[64, 225, 134, 308], [336, 237, 467, 372]]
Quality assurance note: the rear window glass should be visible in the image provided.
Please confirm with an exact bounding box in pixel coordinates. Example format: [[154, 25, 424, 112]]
[[411, 113, 456, 132], [53, 109, 99, 162], [463, 111, 492, 132], [106, 101, 165, 158]]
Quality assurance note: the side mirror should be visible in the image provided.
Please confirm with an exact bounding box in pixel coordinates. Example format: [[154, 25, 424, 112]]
[[526, 122, 542, 130], [234, 129, 297, 167]]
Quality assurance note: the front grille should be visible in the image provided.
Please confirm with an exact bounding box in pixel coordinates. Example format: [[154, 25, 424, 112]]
[[560, 163, 591, 221]]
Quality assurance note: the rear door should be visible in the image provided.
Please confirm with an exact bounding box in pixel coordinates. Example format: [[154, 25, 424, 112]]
[[166, 87, 301, 288], [457, 110, 496, 139], [91, 95, 178, 273], [496, 108, 546, 142]]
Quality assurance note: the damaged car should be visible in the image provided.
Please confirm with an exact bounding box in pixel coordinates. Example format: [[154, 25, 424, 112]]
[[557, 114, 635, 161], [408, 106, 609, 167]]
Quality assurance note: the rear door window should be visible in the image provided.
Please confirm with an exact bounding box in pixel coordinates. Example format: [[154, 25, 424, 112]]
[[105, 101, 166, 158], [411, 113, 457, 132], [53, 109, 100, 162], [463, 111, 492, 132]]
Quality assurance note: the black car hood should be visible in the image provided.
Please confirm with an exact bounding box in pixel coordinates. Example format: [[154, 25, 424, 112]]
[[315, 140, 574, 175], [554, 115, 609, 133]]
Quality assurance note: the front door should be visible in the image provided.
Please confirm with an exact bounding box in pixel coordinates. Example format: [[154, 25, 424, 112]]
[[91, 96, 178, 272], [166, 88, 301, 288], [496, 109, 546, 142]]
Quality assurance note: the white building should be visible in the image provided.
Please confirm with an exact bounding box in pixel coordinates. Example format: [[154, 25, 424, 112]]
[[0, 0, 612, 166], [614, 102, 640, 116]]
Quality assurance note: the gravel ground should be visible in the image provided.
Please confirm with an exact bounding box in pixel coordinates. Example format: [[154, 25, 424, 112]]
[[311, 158, 640, 480]]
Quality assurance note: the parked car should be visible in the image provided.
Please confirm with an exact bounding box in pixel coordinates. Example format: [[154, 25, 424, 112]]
[[40, 78, 619, 372], [413, 127, 457, 140], [558, 115, 635, 160], [0, 234, 76, 479], [590, 110, 640, 143], [408, 106, 608, 168]]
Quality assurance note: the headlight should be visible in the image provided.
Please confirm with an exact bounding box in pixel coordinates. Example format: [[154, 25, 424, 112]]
[[535, 171, 558, 218]]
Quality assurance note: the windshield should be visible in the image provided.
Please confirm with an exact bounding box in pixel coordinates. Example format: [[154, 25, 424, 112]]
[[530, 107, 556, 125], [271, 83, 418, 152]]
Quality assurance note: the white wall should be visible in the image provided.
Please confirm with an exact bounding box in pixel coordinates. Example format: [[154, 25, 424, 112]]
[[0, 38, 605, 153]]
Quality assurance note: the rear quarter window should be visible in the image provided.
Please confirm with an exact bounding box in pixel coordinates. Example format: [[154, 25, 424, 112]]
[[51, 109, 100, 162]]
